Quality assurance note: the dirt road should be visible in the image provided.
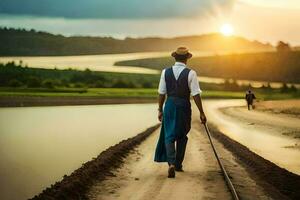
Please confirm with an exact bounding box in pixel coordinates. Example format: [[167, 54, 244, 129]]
[[87, 124, 232, 200], [203, 99, 300, 175], [87, 99, 300, 200], [87, 114, 276, 199]]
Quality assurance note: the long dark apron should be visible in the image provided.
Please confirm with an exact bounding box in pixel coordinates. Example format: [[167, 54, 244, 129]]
[[154, 67, 191, 162]]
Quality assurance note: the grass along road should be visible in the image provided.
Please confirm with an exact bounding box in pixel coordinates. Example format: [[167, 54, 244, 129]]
[[0, 87, 299, 100]]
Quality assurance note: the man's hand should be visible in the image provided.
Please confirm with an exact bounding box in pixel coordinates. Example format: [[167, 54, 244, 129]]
[[158, 111, 163, 122], [200, 112, 207, 124], [158, 94, 165, 122], [193, 94, 207, 124]]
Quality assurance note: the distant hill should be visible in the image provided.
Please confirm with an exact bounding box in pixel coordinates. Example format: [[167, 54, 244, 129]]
[[0, 27, 274, 56], [116, 51, 300, 83]]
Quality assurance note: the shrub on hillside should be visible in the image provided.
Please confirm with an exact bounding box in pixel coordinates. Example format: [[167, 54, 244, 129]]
[[26, 76, 41, 88], [112, 79, 136, 88], [8, 79, 23, 87]]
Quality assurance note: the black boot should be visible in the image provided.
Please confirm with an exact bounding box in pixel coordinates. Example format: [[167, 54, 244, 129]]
[[168, 165, 175, 178]]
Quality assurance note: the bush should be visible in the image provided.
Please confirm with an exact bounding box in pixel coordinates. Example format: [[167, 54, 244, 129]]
[[112, 79, 136, 88], [281, 83, 289, 93], [8, 79, 23, 87], [73, 82, 86, 88], [290, 85, 298, 92], [42, 79, 55, 88], [261, 82, 272, 91], [60, 78, 70, 87], [223, 79, 240, 91], [26, 76, 41, 87], [142, 81, 153, 88], [93, 80, 106, 88]]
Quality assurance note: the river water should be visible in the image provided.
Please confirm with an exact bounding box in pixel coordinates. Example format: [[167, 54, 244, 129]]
[[1, 52, 299, 88], [0, 104, 157, 200], [0, 52, 166, 74], [1, 99, 299, 200]]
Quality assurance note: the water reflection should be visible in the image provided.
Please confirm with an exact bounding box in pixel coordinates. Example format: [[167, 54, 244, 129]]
[[0, 52, 167, 74], [0, 104, 157, 200], [1, 52, 298, 88]]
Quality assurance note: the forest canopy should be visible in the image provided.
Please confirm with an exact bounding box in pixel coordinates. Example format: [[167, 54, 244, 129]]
[[0, 27, 273, 56]]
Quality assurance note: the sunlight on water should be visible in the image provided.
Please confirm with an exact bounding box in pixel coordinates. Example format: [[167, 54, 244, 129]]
[[0, 104, 157, 200], [0, 52, 167, 74], [1, 52, 298, 88]]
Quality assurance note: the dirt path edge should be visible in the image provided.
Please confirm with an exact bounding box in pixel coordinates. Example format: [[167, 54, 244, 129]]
[[30, 124, 160, 200]]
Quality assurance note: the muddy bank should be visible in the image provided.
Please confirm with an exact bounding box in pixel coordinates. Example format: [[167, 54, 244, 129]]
[[0, 96, 156, 107], [30, 124, 160, 200], [209, 123, 300, 200]]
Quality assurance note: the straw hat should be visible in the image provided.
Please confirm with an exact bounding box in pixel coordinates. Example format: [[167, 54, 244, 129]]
[[171, 47, 192, 59]]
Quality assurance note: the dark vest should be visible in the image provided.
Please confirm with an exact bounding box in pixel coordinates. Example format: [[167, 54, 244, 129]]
[[165, 67, 191, 99]]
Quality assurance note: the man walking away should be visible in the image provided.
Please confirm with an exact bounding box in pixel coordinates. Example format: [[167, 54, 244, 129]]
[[245, 90, 256, 110], [154, 47, 207, 178]]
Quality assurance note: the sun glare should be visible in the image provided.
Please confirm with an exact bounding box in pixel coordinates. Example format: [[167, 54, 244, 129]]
[[220, 23, 234, 36]]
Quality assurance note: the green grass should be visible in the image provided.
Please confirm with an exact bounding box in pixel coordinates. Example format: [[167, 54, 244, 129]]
[[1, 87, 299, 100], [0, 88, 157, 98], [201, 91, 244, 99], [255, 91, 300, 100]]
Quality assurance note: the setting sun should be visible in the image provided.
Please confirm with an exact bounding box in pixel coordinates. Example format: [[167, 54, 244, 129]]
[[220, 23, 234, 36]]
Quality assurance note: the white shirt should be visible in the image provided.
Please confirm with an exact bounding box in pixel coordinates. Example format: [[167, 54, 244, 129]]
[[158, 62, 202, 96]]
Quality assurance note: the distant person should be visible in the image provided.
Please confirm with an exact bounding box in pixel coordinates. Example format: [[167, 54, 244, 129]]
[[245, 90, 256, 110], [154, 47, 207, 178]]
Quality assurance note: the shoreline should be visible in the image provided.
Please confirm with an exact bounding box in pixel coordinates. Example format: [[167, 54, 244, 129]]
[[0, 96, 157, 107], [30, 124, 160, 200], [0, 95, 244, 107]]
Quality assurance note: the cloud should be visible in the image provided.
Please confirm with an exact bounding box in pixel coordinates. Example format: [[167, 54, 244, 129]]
[[0, 0, 235, 19], [238, 0, 300, 9]]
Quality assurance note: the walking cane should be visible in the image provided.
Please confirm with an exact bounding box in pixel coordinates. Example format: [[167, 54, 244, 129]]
[[203, 123, 240, 200]]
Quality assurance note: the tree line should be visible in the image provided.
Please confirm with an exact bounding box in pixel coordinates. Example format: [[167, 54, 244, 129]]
[[0, 61, 159, 89], [0, 27, 273, 56], [0, 61, 297, 94]]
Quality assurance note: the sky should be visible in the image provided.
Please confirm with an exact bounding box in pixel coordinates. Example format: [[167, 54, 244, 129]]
[[0, 0, 299, 45]]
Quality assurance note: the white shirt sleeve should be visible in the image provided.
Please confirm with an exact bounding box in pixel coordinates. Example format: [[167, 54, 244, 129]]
[[188, 70, 202, 96], [158, 69, 167, 94]]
